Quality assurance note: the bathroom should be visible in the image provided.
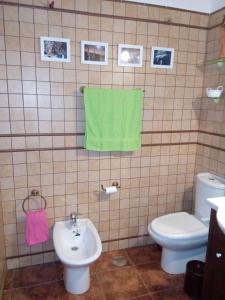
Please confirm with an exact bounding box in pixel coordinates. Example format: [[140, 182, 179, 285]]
[[0, 0, 225, 299]]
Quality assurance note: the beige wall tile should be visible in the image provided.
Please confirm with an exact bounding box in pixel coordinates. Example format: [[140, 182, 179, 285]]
[[0, 1, 217, 266]]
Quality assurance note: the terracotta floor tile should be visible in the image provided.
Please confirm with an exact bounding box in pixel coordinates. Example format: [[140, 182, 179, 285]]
[[3, 246, 186, 300], [4, 269, 16, 290], [136, 263, 184, 293], [4, 281, 64, 300], [126, 245, 161, 266], [91, 249, 132, 274], [153, 287, 191, 299], [96, 266, 148, 300], [129, 294, 155, 299], [4, 262, 63, 289], [2, 291, 12, 300]]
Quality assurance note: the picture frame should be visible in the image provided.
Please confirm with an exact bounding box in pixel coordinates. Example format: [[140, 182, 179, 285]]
[[118, 44, 143, 67], [151, 47, 174, 69], [81, 41, 108, 65], [40, 36, 70, 62]]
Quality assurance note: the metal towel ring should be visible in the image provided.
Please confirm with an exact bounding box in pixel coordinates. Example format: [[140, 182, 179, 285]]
[[22, 189, 47, 214]]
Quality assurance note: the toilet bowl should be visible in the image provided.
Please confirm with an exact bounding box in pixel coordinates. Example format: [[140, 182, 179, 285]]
[[148, 212, 208, 274], [53, 218, 102, 294], [148, 173, 225, 274]]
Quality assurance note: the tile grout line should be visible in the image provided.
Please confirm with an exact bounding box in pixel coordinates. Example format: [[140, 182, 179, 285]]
[[4, 278, 63, 292], [124, 247, 155, 297], [0, 0, 210, 30]]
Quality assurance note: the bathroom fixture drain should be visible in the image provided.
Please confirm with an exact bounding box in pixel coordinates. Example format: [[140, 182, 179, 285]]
[[112, 256, 127, 267], [71, 246, 79, 251]]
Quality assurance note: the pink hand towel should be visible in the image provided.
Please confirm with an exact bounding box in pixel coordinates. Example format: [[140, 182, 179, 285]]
[[25, 209, 49, 246]]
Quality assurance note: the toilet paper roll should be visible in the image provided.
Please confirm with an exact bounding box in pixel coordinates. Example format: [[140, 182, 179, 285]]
[[105, 186, 117, 194]]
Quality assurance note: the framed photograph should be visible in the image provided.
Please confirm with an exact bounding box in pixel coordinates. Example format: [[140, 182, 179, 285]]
[[151, 47, 174, 69], [118, 44, 143, 67], [40, 36, 70, 62], [81, 41, 108, 65]]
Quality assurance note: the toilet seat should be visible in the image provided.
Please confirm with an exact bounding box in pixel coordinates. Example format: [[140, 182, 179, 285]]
[[150, 212, 208, 240]]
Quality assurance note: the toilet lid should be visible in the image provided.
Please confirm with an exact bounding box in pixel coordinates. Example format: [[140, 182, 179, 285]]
[[151, 212, 208, 239]]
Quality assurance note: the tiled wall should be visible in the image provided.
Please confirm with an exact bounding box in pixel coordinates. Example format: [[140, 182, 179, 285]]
[[0, 0, 209, 269], [0, 191, 5, 298], [196, 8, 225, 177]]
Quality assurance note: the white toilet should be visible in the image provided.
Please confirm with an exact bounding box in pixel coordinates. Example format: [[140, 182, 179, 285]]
[[148, 173, 225, 274]]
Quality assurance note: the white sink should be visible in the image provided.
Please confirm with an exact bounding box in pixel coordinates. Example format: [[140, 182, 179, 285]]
[[217, 203, 225, 234], [207, 196, 225, 234]]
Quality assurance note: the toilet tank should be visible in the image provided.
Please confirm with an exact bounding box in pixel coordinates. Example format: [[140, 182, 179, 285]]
[[195, 173, 225, 220]]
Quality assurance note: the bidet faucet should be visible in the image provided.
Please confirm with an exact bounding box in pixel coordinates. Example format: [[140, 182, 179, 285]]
[[70, 212, 78, 227]]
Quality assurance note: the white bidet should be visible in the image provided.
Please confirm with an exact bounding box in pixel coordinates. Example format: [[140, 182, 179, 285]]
[[53, 218, 102, 294]]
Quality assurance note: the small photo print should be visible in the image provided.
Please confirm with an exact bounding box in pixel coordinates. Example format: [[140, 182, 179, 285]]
[[40, 37, 70, 62], [151, 47, 174, 69], [81, 41, 108, 65], [118, 44, 143, 67]]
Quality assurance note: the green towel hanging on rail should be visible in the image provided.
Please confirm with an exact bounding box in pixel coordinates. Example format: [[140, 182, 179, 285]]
[[84, 87, 143, 151]]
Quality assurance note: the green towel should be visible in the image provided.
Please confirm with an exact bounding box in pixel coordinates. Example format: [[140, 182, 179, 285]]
[[84, 87, 143, 151]]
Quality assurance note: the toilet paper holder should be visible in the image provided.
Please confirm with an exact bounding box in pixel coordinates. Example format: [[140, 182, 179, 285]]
[[101, 181, 121, 192]]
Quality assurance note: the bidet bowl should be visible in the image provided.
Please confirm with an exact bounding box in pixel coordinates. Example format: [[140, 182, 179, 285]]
[[53, 218, 102, 294]]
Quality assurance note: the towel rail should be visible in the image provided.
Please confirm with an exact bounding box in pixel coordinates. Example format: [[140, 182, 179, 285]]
[[22, 189, 47, 213], [79, 86, 145, 94]]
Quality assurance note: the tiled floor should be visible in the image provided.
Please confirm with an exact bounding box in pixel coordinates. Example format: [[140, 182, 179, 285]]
[[2, 245, 191, 300]]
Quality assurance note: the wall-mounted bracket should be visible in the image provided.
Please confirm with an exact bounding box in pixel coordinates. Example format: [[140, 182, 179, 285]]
[[49, 1, 54, 9]]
